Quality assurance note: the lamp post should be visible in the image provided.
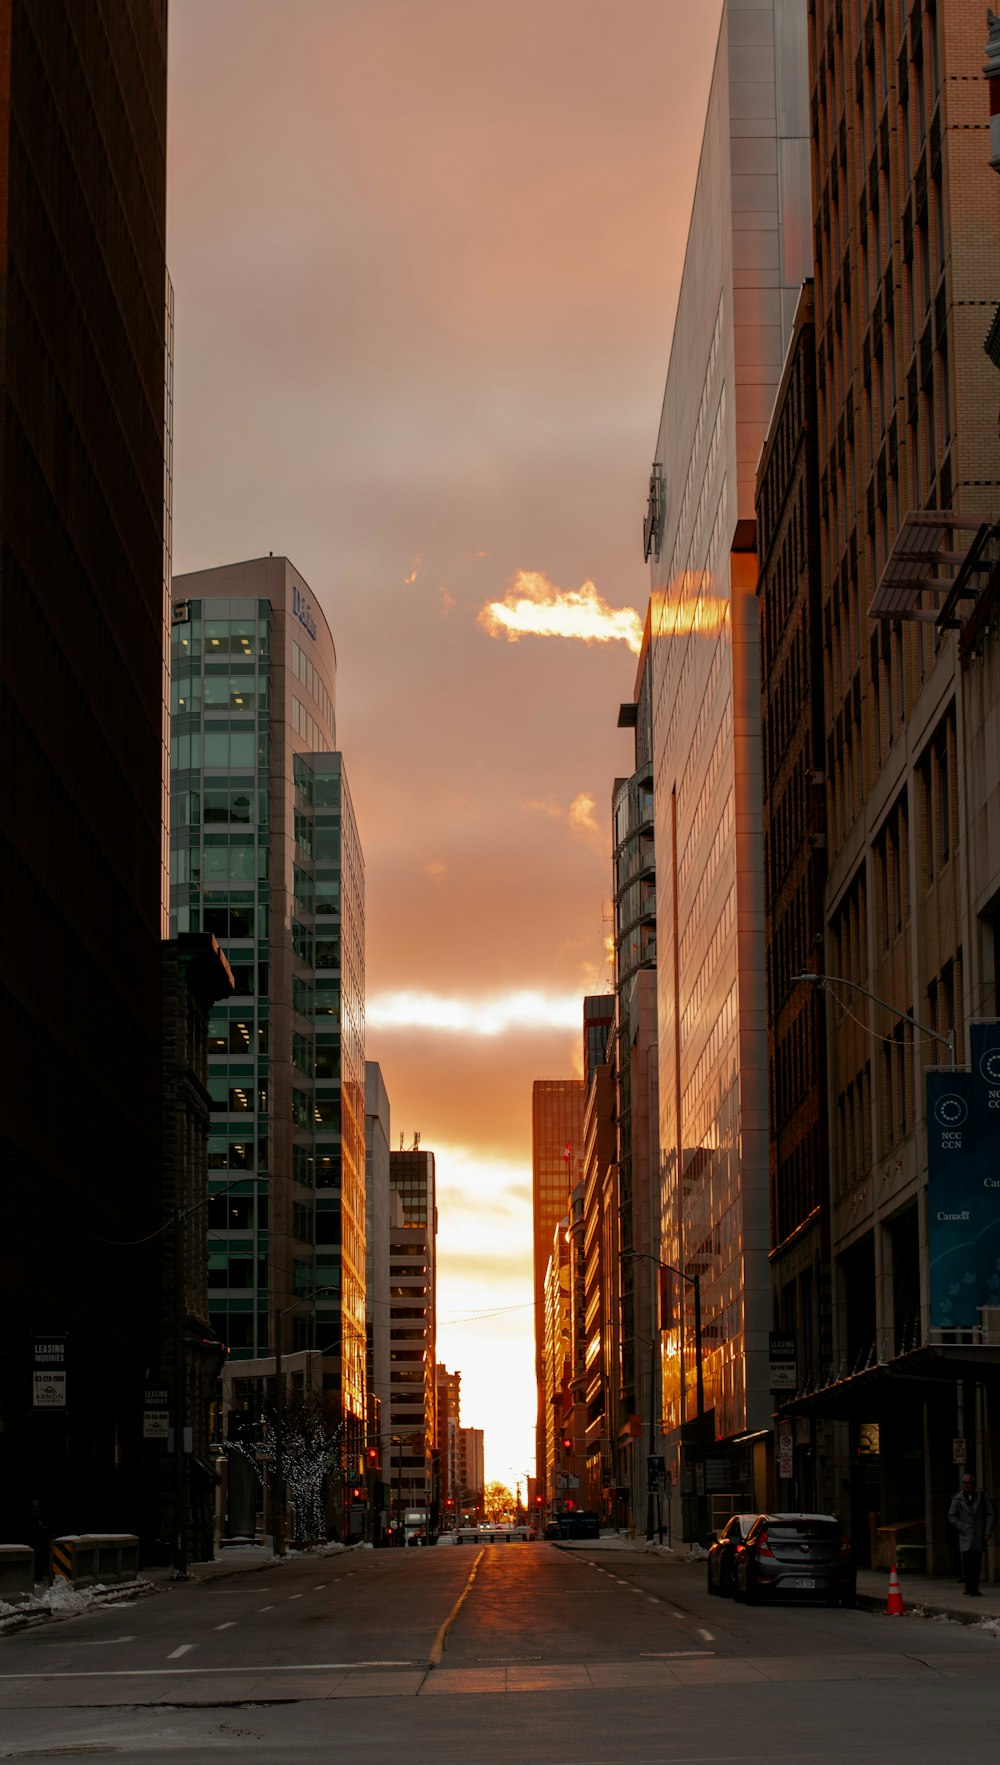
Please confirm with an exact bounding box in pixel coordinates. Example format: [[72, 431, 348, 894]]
[[792, 972, 956, 1066]]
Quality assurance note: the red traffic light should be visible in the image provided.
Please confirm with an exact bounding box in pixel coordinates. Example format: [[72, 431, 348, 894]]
[[564, 1498, 575, 1511], [535, 1494, 543, 1505], [366, 1445, 379, 1465]]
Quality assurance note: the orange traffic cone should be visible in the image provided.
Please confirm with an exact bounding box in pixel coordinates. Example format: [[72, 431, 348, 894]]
[[885, 1565, 905, 1616]]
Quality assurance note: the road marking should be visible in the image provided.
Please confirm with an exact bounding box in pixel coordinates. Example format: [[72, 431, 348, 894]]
[[257, 1605, 273, 1612], [0, 1661, 420, 1679], [697, 1628, 715, 1642], [640, 1650, 716, 1659], [56, 1636, 137, 1648], [314, 1583, 327, 1589], [287, 1593, 303, 1600], [213, 1622, 236, 1631], [166, 1645, 194, 1660], [428, 1548, 485, 1669]]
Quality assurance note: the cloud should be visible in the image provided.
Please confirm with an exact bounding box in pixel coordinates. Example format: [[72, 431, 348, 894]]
[[366, 987, 583, 1036], [478, 569, 643, 652], [403, 554, 422, 586], [424, 859, 447, 880], [438, 586, 456, 612], [521, 789, 607, 853]]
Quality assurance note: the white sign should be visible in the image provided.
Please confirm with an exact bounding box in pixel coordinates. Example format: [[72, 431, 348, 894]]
[[143, 1411, 169, 1440], [33, 1371, 66, 1409]]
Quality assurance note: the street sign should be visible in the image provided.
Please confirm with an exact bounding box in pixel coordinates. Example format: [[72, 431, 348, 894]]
[[32, 1337, 66, 1410], [143, 1384, 169, 1440], [953, 1437, 968, 1465], [769, 1333, 797, 1391]]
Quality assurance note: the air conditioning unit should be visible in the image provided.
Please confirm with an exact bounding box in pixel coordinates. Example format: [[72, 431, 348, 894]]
[[172, 600, 189, 624]]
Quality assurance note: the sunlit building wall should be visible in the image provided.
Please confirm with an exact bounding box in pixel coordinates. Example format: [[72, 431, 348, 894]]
[[646, 1, 812, 1484], [170, 558, 367, 1471], [532, 1079, 584, 1490], [543, 1214, 572, 1511], [365, 1062, 392, 1475]]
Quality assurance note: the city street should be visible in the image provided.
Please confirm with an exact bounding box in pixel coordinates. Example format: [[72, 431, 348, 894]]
[[1, 1543, 998, 1762]]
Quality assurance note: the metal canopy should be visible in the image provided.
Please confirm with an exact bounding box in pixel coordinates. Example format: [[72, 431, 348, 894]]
[[868, 511, 995, 627], [775, 1343, 1000, 1420]]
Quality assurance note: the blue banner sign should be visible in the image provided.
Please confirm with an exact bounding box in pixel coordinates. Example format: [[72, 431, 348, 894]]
[[927, 1023, 1000, 1330]]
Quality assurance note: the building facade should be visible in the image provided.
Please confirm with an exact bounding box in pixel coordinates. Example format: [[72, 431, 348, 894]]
[[0, 0, 171, 1546], [613, 618, 662, 1532], [170, 557, 367, 1488], [388, 1149, 437, 1532], [755, 281, 833, 1510], [645, 0, 812, 1528], [365, 1061, 392, 1534], [532, 1079, 584, 1489], [776, 0, 1000, 1567]]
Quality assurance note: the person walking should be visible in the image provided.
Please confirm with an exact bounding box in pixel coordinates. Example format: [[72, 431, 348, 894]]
[[948, 1472, 994, 1596]]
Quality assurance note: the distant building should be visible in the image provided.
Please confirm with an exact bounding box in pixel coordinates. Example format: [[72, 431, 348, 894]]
[[365, 1063, 392, 1531], [542, 1211, 572, 1512], [580, 1022, 617, 1521], [435, 1365, 461, 1524], [458, 1426, 485, 1517], [388, 1149, 437, 1530], [613, 618, 661, 1534], [532, 1079, 584, 1492], [171, 557, 367, 1509], [0, 1, 171, 1547]]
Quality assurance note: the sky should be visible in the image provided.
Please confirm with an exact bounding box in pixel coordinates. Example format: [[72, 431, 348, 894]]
[[167, 0, 723, 1490]]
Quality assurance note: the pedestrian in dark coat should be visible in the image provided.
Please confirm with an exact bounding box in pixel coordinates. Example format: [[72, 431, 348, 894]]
[[948, 1473, 994, 1596]]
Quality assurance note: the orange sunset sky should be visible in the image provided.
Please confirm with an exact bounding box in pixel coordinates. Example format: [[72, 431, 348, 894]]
[[167, 0, 724, 1488]]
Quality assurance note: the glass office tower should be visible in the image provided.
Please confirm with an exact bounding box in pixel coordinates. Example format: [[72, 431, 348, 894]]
[[170, 557, 366, 1456], [645, 1, 811, 1484]]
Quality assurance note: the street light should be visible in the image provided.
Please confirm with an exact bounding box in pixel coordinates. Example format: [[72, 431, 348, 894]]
[[792, 972, 957, 1066]]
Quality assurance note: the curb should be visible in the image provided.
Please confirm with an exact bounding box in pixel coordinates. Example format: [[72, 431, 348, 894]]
[[0, 1577, 156, 1636], [855, 1588, 1000, 1628]]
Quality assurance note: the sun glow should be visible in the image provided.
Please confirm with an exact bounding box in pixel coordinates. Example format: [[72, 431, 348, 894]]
[[366, 987, 585, 1036], [478, 570, 643, 652]]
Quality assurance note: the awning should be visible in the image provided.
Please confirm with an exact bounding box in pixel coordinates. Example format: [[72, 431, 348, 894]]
[[776, 1344, 1000, 1421]]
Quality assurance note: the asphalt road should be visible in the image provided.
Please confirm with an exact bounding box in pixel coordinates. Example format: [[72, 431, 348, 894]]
[[1, 1542, 998, 1762]]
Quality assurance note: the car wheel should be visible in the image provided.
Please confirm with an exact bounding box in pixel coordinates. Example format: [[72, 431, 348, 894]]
[[722, 1560, 736, 1598], [840, 1588, 857, 1609], [743, 1572, 759, 1606], [707, 1562, 718, 1595]]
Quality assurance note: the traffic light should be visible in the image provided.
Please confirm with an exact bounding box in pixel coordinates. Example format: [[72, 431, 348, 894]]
[[564, 1498, 575, 1511], [349, 1484, 364, 1502], [366, 1445, 379, 1468], [562, 1436, 572, 1453], [535, 1494, 543, 1506]]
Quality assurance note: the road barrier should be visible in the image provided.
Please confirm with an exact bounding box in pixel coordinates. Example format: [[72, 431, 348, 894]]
[[455, 1525, 532, 1545], [0, 1545, 36, 1603], [50, 1534, 140, 1589]]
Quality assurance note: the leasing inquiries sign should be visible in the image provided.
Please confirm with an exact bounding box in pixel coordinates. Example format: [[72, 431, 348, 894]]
[[927, 1021, 1000, 1329]]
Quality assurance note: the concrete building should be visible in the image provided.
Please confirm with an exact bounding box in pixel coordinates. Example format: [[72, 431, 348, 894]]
[[645, 0, 812, 1530], [580, 1029, 617, 1522], [365, 1062, 391, 1529], [388, 1149, 437, 1534], [613, 617, 662, 1533], [754, 281, 833, 1511], [435, 1365, 461, 1526], [170, 557, 368, 1505], [0, 0, 171, 1549], [457, 1426, 485, 1519], [773, 0, 1000, 1570], [542, 1211, 573, 1513]]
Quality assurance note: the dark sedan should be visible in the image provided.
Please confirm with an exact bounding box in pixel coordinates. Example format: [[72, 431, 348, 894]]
[[706, 1513, 759, 1596], [734, 1512, 857, 1606]]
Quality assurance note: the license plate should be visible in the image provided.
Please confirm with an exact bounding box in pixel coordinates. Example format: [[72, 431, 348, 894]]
[[793, 1577, 816, 1589]]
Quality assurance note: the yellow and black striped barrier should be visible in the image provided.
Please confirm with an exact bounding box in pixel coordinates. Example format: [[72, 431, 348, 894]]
[[50, 1534, 139, 1589]]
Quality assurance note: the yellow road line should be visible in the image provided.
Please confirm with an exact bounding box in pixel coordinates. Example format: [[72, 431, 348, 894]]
[[428, 1548, 485, 1669]]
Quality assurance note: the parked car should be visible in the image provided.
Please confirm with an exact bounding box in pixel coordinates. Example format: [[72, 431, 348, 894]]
[[544, 1511, 601, 1541], [706, 1513, 759, 1596], [734, 1512, 856, 1606]]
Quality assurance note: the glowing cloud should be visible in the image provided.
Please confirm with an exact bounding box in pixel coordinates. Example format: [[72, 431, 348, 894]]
[[522, 791, 607, 853], [424, 859, 447, 880], [366, 988, 584, 1036], [438, 586, 456, 612], [478, 570, 643, 652], [403, 554, 422, 586]]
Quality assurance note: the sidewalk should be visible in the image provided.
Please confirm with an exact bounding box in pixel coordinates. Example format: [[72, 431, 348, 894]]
[[855, 1566, 1000, 1627]]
